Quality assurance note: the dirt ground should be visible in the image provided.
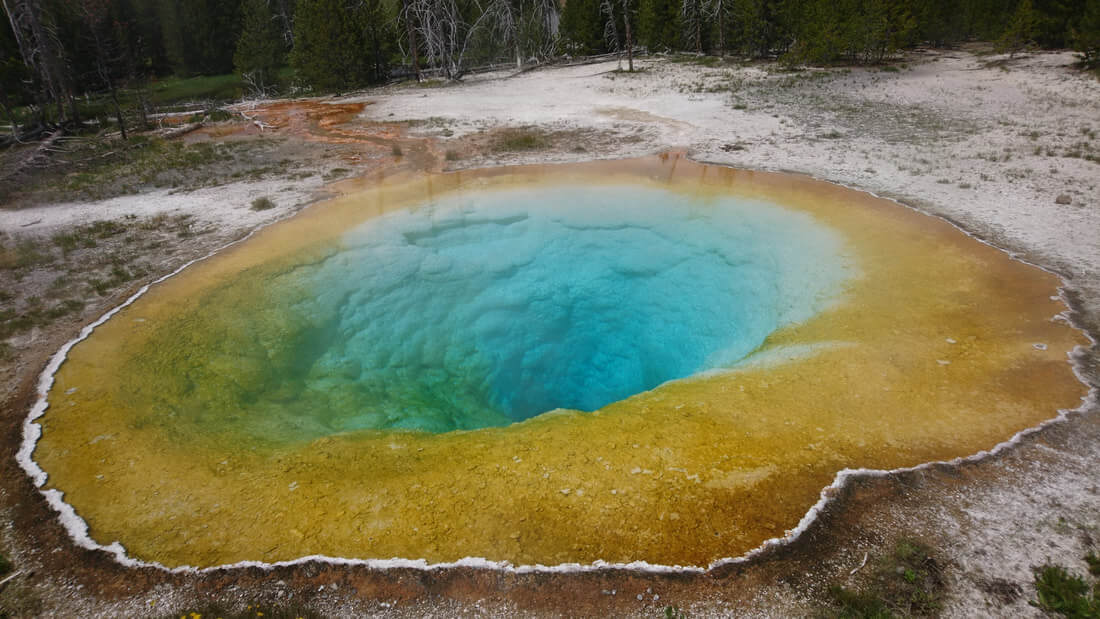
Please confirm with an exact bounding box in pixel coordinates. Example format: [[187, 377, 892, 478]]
[[0, 46, 1098, 617]]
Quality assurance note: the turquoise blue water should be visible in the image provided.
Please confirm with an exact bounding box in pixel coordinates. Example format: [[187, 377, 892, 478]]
[[282, 185, 849, 433]]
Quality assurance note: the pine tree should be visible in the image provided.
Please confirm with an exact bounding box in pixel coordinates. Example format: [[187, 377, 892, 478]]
[[158, 0, 242, 75], [638, 0, 680, 51], [235, 0, 285, 92], [731, 0, 775, 57], [561, 0, 609, 54], [996, 0, 1039, 56], [291, 0, 394, 90], [1071, 0, 1099, 68]]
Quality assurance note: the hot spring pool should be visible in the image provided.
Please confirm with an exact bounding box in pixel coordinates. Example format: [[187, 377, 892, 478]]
[[25, 155, 1088, 569], [151, 185, 847, 439]]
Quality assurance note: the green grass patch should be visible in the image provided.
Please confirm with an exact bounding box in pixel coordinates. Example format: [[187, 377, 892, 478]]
[[822, 539, 944, 618], [250, 196, 276, 211], [0, 298, 85, 338], [52, 220, 128, 255], [1032, 562, 1100, 617], [12, 135, 247, 203], [0, 238, 53, 271], [147, 74, 245, 106], [1086, 554, 1100, 577], [491, 127, 552, 152]]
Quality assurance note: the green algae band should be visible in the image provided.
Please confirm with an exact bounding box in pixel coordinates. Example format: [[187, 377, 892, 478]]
[[132, 185, 848, 440], [34, 156, 1088, 569]]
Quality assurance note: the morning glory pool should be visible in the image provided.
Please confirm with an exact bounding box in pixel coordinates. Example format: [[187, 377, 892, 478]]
[[29, 157, 1086, 569]]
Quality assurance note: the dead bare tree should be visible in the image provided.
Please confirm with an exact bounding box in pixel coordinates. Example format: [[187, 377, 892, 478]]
[[514, 0, 559, 66], [3, 0, 80, 126], [707, 0, 729, 54], [401, 0, 422, 80], [78, 0, 127, 139], [241, 70, 273, 97], [406, 0, 464, 78], [480, 0, 518, 67], [600, 0, 633, 71], [486, 0, 559, 69], [269, 0, 295, 47], [599, 0, 619, 67], [405, 0, 557, 78], [681, 0, 703, 53], [623, 0, 634, 71], [405, 0, 491, 79]]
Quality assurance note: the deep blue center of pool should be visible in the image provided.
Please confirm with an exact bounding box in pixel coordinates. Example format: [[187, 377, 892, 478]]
[[286, 185, 847, 433]]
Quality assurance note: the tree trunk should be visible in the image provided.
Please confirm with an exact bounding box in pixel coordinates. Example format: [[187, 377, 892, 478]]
[[403, 0, 421, 80], [110, 87, 127, 140], [274, 0, 294, 46], [718, 4, 725, 55], [0, 88, 16, 138], [623, 6, 633, 72], [136, 87, 149, 129], [23, 0, 75, 124]]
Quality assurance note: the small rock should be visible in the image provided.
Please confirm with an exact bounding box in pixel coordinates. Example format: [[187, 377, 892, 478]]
[[1055, 194, 1072, 205]]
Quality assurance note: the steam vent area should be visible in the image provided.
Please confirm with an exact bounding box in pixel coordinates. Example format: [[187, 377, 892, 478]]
[[29, 154, 1087, 569]]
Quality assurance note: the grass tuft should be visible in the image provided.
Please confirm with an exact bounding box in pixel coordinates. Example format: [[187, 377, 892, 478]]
[[490, 127, 552, 152], [322, 167, 350, 181], [1032, 563, 1100, 617], [1086, 553, 1100, 577], [0, 238, 52, 271], [250, 197, 276, 211], [823, 539, 944, 618]]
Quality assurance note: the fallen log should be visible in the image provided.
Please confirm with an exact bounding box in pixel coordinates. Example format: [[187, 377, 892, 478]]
[[161, 121, 204, 139], [239, 110, 274, 132]]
